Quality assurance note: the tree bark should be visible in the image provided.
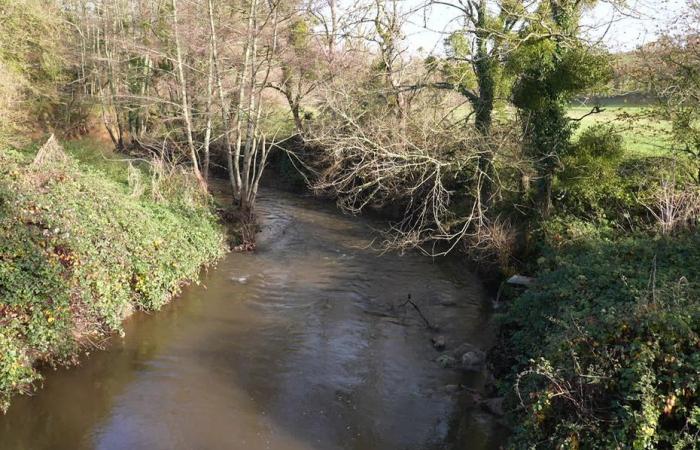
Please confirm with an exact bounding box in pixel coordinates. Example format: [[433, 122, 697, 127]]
[[207, 0, 236, 194], [171, 0, 205, 188]]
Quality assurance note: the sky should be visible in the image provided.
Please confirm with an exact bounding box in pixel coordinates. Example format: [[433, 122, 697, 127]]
[[581, 0, 688, 50], [400, 0, 689, 54]]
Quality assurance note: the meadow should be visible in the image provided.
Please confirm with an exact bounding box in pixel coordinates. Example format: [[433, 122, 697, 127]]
[[568, 104, 673, 156]]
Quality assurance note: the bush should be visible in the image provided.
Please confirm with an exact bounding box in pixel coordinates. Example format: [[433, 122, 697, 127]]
[[556, 125, 695, 230], [501, 233, 700, 448], [573, 123, 625, 161], [0, 141, 226, 411], [556, 124, 628, 220]]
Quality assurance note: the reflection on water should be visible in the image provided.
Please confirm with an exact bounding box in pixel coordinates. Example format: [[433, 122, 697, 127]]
[[0, 189, 505, 450]]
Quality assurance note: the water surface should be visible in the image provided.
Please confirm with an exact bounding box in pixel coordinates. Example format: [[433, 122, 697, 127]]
[[0, 189, 504, 449]]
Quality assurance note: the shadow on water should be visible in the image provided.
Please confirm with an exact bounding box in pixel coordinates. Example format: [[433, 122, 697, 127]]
[[0, 189, 507, 450]]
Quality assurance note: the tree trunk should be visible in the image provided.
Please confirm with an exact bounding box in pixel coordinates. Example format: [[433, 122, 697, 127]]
[[471, 0, 495, 206], [207, 0, 236, 194], [171, 0, 205, 188], [291, 102, 303, 136]]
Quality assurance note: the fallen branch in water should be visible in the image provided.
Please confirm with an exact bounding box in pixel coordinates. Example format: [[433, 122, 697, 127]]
[[400, 294, 438, 331]]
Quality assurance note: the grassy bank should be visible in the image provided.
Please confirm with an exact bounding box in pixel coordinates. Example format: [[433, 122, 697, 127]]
[[0, 139, 227, 412]]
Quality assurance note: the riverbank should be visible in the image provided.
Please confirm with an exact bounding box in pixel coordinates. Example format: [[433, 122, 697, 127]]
[[0, 138, 227, 412], [0, 186, 505, 449], [492, 228, 700, 447]]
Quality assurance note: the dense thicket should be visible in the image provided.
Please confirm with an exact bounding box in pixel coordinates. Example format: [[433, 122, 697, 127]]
[[501, 232, 700, 448]]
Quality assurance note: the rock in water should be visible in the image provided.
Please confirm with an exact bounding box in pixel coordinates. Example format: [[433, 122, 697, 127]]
[[436, 355, 457, 369], [506, 274, 535, 287], [461, 349, 486, 371], [431, 335, 446, 350]]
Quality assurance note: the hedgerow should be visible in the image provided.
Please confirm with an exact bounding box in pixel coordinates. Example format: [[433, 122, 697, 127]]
[[0, 141, 226, 412]]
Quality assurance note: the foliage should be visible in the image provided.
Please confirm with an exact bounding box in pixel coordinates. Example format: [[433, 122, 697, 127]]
[[0, 140, 226, 412], [570, 123, 625, 162], [510, 1, 613, 213], [555, 124, 627, 220], [555, 123, 695, 228], [0, 0, 67, 144], [636, 2, 700, 169], [501, 232, 700, 448]]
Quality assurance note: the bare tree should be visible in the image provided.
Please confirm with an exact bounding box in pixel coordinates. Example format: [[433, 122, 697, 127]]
[[171, 0, 205, 187], [307, 70, 523, 255]]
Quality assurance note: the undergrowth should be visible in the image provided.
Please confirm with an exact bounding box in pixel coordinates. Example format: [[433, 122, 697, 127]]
[[498, 232, 700, 448], [0, 139, 226, 412]]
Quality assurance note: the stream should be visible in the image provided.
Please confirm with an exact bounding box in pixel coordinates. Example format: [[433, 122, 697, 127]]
[[0, 189, 505, 450]]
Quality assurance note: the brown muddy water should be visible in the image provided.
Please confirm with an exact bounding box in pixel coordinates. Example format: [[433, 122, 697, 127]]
[[0, 189, 506, 450]]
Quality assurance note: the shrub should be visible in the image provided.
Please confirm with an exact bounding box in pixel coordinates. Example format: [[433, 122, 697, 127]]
[[556, 124, 628, 220], [556, 125, 696, 230]]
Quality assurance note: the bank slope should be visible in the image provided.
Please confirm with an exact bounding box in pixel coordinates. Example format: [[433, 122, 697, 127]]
[[499, 233, 700, 448], [0, 141, 227, 412]]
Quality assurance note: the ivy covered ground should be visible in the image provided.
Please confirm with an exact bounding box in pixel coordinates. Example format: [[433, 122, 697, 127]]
[[498, 229, 700, 448], [0, 139, 226, 412]]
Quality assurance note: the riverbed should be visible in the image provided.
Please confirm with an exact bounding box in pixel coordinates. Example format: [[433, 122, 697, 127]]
[[0, 189, 505, 449]]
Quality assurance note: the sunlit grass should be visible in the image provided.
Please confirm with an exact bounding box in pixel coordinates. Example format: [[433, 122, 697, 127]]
[[567, 105, 673, 157], [451, 102, 674, 157], [62, 138, 133, 185]]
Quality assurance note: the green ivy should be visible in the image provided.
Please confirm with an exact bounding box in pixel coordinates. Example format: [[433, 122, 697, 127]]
[[501, 233, 700, 448], [0, 143, 226, 411]]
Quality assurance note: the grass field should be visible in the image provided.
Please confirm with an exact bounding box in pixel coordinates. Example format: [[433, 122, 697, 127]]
[[567, 104, 673, 157]]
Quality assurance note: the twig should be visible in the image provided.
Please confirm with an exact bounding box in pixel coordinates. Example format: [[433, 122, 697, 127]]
[[569, 105, 605, 122], [400, 294, 438, 330]]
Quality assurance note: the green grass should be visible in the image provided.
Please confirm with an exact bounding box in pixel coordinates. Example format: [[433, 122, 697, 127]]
[[568, 105, 673, 157], [455, 102, 674, 157], [62, 139, 133, 184], [0, 139, 227, 412]]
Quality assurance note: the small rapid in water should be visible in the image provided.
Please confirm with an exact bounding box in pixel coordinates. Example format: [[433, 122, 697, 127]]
[[0, 189, 505, 450]]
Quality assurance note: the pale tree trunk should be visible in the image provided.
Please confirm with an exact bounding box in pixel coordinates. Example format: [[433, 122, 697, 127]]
[[203, 38, 215, 183], [209, 0, 281, 227], [232, 0, 258, 204], [207, 0, 236, 194], [171, 0, 205, 188], [241, 0, 280, 214], [240, 0, 259, 214]]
